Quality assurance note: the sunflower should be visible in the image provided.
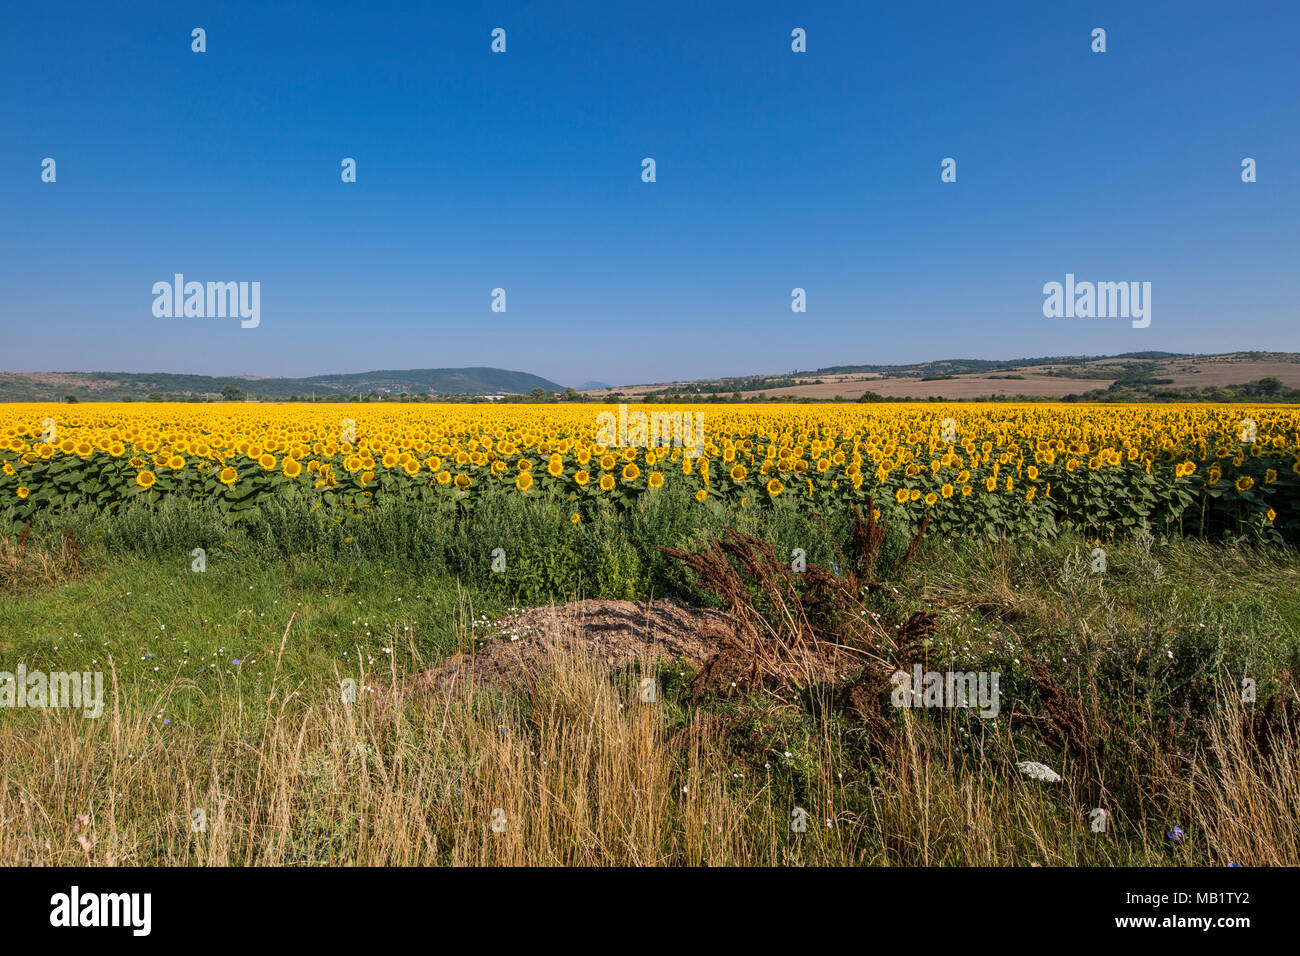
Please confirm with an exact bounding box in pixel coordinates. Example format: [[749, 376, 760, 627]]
[[455, 473, 472, 489], [599, 474, 615, 492], [648, 471, 665, 489], [16, 486, 29, 499], [570, 513, 580, 524], [730, 464, 747, 481], [574, 469, 590, 486], [403, 459, 421, 476], [766, 478, 783, 496], [1235, 475, 1254, 492], [547, 458, 564, 477], [136, 470, 157, 489], [894, 487, 909, 504], [515, 472, 534, 492], [924, 492, 938, 506], [219, 466, 238, 485], [258, 453, 277, 471], [436, 470, 452, 485], [694, 488, 707, 502], [622, 463, 640, 481]]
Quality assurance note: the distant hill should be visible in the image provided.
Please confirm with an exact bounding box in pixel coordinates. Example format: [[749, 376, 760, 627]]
[[7, 352, 1300, 404], [580, 351, 1300, 403], [0, 367, 565, 402]]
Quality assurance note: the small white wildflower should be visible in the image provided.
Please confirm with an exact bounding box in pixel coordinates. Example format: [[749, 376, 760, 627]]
[[1016, 761, 1061, 783]]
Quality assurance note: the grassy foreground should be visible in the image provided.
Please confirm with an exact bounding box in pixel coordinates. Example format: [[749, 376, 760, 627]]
[[2, 507, 1299, 866]]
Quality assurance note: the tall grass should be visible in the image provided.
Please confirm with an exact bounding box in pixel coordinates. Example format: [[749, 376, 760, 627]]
[[2, 625, 1296, 866], [3, 498, 1298, 866], [8, 487, 887, 604]]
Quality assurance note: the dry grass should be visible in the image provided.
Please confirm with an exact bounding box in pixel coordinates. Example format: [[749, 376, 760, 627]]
[[0, 645, 766, 866], [3, 631, 1297, 866]]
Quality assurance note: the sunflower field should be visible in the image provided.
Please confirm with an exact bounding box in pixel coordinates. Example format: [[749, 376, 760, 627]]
[[2, 403, 1297, 542]]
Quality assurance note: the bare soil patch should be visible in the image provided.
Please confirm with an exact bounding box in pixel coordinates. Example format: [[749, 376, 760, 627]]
[[405, 597, 734, 695]]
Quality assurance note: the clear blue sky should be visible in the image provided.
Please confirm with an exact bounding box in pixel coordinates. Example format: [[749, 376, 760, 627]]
[[2, 0, 1297, 387]]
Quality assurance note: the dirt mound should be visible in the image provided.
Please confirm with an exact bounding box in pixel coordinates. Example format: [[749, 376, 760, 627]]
[[405, 597, 734, 696], [403, 508, 924, 705]]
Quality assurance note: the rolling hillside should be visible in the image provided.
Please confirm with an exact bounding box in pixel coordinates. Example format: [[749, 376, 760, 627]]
[[582, 352, 1300, 403], [0, 367, 565, 402]]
